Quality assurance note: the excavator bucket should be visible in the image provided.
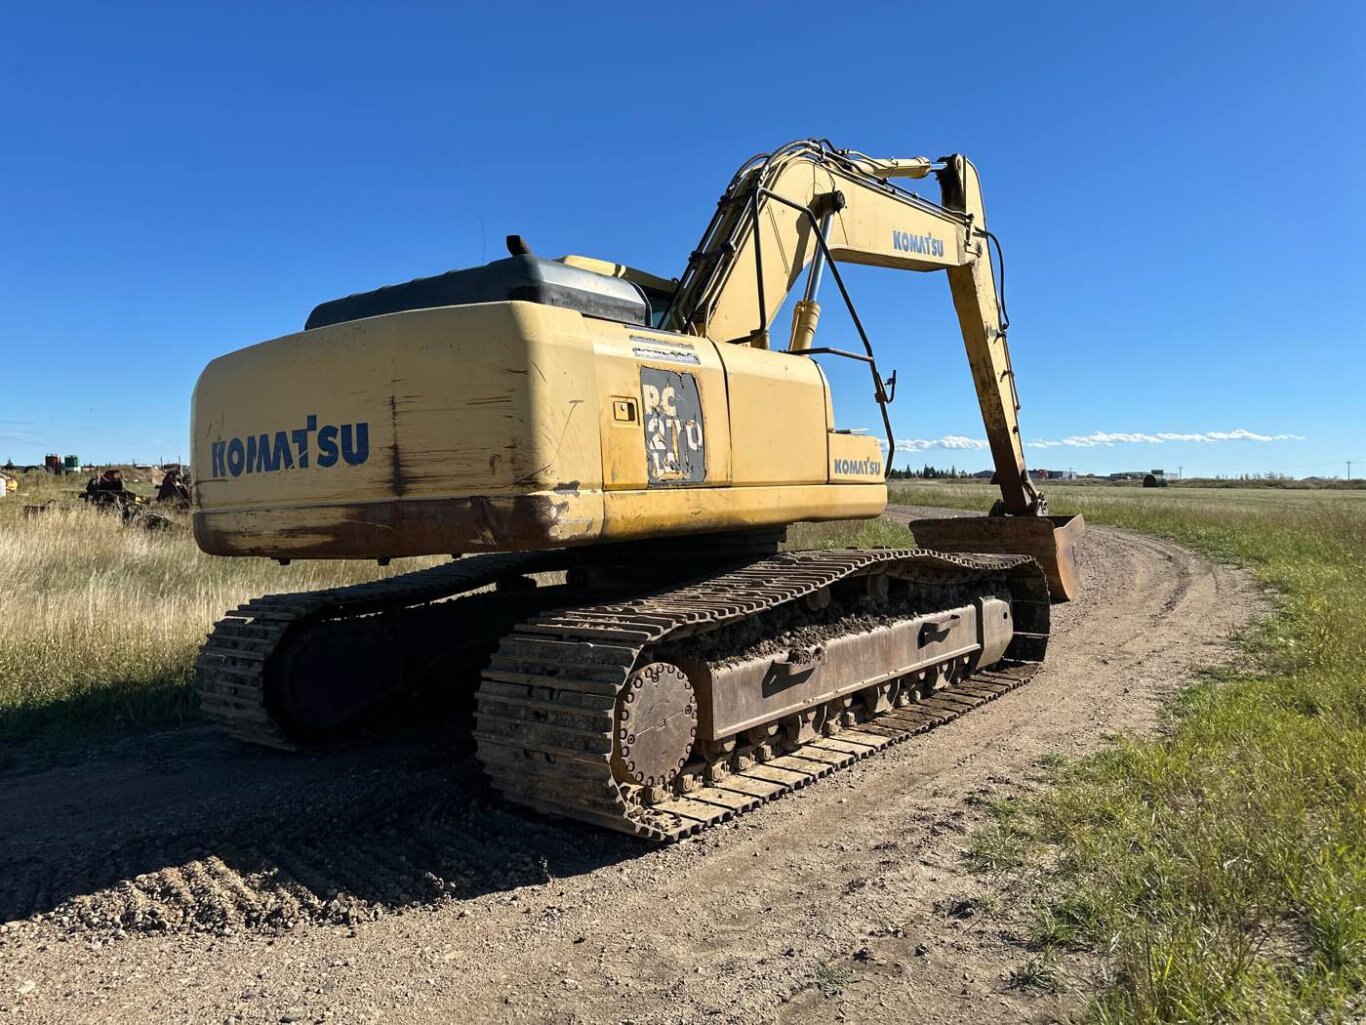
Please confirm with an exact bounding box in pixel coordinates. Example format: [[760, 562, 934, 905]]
[[908, 514, 1085, 603]]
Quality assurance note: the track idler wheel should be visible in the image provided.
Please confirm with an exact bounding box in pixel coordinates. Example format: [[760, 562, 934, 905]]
[[611, 663, 698, 792]]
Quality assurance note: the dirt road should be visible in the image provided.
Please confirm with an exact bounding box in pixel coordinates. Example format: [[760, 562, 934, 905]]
[[0, 515, 1264, 1023]]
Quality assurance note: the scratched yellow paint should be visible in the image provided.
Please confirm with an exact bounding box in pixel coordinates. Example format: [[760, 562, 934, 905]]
[[192, 301, 885, 560]]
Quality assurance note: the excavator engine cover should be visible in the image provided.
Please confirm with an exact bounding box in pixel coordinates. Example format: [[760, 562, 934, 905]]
[[305, 254, 651, 330], [909, 514, 1084, 602]]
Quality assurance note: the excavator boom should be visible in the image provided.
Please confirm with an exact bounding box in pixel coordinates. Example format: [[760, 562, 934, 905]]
[[664, 140, 1081, 595]]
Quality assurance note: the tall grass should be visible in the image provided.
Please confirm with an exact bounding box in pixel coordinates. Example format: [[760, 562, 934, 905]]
[[784, 517, 909, 551], [0, 483, 442, 743], [894, 481, 1366, 1022]]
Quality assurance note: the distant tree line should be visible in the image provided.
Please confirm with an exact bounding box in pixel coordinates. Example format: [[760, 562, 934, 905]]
[[887, 465, 977, 479]]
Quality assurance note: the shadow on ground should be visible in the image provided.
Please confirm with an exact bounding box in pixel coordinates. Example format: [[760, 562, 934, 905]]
[[0, 717, 647, 934], [0, 676, 198, 755]]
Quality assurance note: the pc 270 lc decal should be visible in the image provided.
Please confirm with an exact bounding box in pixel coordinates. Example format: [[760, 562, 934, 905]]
[[641, 367, 705, 485]]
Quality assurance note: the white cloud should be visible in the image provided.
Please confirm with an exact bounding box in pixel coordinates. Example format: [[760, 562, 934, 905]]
[[893, 429, 1303, 453], [895, 435, 989, 453], [1030, 429, 1305, 449]]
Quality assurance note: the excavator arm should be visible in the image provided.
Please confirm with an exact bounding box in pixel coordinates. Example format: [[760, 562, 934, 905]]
[[938, 154, 1043, 517], [665, 140, 1081, 596], [665, 139, 1042, 514]]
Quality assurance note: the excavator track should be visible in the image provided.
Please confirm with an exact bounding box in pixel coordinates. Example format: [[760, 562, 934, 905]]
[[196, 550, 574, 750], [198, 546, 1049, 840], [474, 548, 1050, 840]]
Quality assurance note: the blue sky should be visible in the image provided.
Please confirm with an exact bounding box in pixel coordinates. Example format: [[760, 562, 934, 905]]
[[2, 1, 1362, 477]]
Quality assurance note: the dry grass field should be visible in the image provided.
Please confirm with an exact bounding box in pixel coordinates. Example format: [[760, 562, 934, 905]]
[[0, 473, 902, 745], [0, 473, 445, 743]]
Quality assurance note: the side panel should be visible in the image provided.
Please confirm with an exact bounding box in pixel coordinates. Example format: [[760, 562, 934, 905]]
[[828, 432, 885, 483], [599, 483, 884, 542], [192, 302, 887, 560], [715, 344, 830, 486], [591, 328, 732, 492], [686, 604, 982, 739]]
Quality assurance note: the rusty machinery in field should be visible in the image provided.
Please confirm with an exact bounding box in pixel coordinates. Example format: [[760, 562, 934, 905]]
[[79, 468, 141, 520], [191, 139, 1083, 839], [78, 468, 178, 529]]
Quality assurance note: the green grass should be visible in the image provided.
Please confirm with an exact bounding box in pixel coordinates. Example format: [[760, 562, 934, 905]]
[[813, 959, 853, 996], [1010, 953, 1069, 994], [785, 516, 910, 551], [893, 481, 1366, 1022]]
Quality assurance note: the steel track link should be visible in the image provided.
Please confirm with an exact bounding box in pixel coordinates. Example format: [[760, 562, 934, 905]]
[[474, 548, 1051, 841], [195, 550, 573, 749]]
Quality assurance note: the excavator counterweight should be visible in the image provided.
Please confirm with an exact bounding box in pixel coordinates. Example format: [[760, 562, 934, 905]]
[[191, 139, 1081, 837]]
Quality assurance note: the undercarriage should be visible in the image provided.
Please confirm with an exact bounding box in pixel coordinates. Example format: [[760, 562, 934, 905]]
[[196, 535, 1049, 839]]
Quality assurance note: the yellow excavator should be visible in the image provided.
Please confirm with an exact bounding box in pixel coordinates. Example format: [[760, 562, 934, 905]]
[[192, 139, 1082, 839]]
